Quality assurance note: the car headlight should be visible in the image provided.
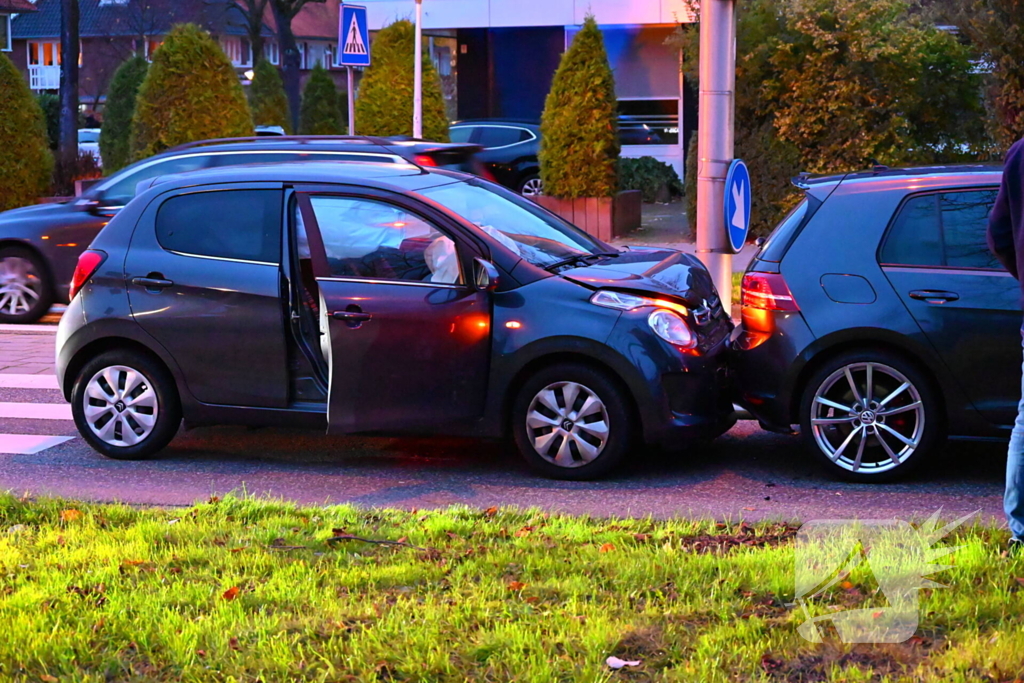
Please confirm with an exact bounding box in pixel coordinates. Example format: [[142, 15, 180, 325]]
[[647, 309, 697, 349], [589, 290, 689, 316]]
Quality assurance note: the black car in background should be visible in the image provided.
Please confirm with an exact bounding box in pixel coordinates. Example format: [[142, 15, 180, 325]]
[[0, 136, 482, 323], [450, 120, 543, 197], [56, 161, 734, 479], [732, 165, 1012, 481]]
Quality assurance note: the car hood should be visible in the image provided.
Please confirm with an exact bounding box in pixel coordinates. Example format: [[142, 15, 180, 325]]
[[561, 247, 721, 307], [0, 201, 73, 223]]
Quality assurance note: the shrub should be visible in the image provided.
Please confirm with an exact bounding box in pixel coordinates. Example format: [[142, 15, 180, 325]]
[[36, 92, 60, 149], [299, 64, 343, 135], [618, 156, 682, 203], [0, 52, 53, 210], [249, 58, 291, 133], [99, 56, 148, 172], [355, 19, 449, 141], [51, 150, 103, 197], [130, 23, 252, 160], [539, 15, 619, 198]]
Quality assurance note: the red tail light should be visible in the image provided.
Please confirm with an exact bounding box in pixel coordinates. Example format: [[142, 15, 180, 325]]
[[481, 167, 498, 182], [741, 272, 799, 311], [69, 249, 107, 300], [413, 154, 438, 167]]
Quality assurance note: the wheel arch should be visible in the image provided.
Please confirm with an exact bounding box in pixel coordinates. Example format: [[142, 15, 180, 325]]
[[62, 336, 175, 402]]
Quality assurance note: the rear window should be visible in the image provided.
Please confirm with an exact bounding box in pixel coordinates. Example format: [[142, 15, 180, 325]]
[[476, 126, 530, 148], [758, 197, 817, 263], [156, 190, 282, 264]]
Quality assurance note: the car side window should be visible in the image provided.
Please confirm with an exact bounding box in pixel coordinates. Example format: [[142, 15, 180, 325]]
[[880, 195, 942, 266], [476, 126, 526, 148], [100, 155, 210, 206], [448, 127, 475, 143], [156, 190, 282, 263], [307, 196, 462, 285], [940, 189, 1000, 270]]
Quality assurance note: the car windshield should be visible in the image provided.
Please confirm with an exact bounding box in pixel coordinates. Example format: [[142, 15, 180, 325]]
[[419, 180, 606, 267], [78, 130, 99, 143]]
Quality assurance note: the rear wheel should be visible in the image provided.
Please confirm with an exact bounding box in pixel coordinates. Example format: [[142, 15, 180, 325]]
[[518, 174, 543, 197], [799, 349, 941, 482], [512, 363, 635, 480], [0, 246, 52, 324], [71, 350, 181, 460]]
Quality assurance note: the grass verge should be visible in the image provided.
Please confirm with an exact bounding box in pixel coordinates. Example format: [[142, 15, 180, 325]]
[[0, 494, 1021, 682]]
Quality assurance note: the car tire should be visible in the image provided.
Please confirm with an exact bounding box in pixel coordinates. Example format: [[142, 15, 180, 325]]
[[71, 350, 181, 460], [518, 174, 543, 197], [0, 246, 53, 324], [512, 363, 635, 480], [798, 349, 941, 482]]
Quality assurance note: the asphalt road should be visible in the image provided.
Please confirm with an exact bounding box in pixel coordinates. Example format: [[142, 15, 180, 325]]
[[0, 319, 1009, 526]]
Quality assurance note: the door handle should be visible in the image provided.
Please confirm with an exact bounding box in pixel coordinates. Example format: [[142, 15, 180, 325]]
[[332, 311, 372, 322], [908, 289, 959, 304], [131, 276, 174, 290]]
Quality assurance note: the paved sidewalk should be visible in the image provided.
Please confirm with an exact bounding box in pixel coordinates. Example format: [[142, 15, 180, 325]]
[[0, 329, 56, 375]]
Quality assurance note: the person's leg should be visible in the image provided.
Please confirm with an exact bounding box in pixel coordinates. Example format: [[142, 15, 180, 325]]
[[1005, 342, 1024, 542]]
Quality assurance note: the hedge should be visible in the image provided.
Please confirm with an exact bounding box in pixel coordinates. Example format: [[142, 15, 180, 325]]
[[354, 19, 449, 141], [249, 58, 291, 134], [100, 56, 149, 172], [299, 64, 343, 135], [130, 24, 252, 160], [538, 15, 619, 198], [0, 52, 53, 211]]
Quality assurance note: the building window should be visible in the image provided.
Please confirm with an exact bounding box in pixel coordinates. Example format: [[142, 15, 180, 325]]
[[324, 42, 335, 68], [220, 37, 252, 68], [617, 99, 681, 146], [27, 41, 62, 90], [133, 38, 161, 61], [0, 14, 10, 52], [299, 42, 308, 69], [263, 40, 279, 65]]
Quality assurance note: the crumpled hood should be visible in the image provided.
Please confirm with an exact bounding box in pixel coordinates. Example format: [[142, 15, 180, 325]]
[[562, 247, 721, 307]]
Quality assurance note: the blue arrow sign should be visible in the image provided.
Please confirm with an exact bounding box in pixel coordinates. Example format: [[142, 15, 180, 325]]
[[724, 159, 751, 253], [338, 4, 370, 67]]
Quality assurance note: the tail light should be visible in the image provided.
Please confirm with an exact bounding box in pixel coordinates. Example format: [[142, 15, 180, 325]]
[[413, 154, 438, 167], [741, 272, 798, 311], [69, 249, 107, 300]]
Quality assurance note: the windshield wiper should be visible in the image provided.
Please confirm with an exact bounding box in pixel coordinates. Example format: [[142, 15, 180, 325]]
[[544, 251, 621, 272]]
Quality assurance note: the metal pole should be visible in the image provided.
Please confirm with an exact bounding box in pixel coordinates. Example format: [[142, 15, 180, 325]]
[[347, 66, 356, 135], [695, 0, 736, 315], [413, 0, 423, 139]]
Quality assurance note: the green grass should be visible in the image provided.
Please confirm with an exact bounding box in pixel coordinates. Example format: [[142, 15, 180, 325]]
[[733, 271, 745, 310], [0, 494, 1022, 682]]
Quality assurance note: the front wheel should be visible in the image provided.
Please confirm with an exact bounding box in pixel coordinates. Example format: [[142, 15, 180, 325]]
[[0, 246, 53, 323], [799, 349, 941, 482], [71, 350, 181, 460], [512, 363, 635, 480]]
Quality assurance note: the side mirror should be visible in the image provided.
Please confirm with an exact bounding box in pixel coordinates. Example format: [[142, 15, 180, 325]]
[[755, 236, 767, 248], [473, 258, 500, 292]]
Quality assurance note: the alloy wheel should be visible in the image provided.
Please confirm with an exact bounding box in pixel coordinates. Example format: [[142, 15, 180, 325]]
[[520, 177, 544, 197], [810, 362, 925, 474], [526, 381, 609, 468], [0, 256, 42, 316], [83, 365, 160, 447]]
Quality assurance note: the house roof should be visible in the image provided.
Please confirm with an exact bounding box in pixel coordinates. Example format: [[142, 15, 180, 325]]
[[12, 0, 338, 41], [0, 0, 38, 13]]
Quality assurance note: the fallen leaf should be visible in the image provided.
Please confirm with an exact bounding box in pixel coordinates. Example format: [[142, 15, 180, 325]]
[[1015, 577, 1024, 586], [524, 596, 540, 604], [228, 637, 241, 651], [484, 506, 498, 517], [229, 548, 245, 553], [606, 656, 641, 669], [633, 533, 650, 542], [840, 581, 854, 590], [59, 509, 83, 522], [196, 649, 207, 657], [122, 559, 147, 566], [508, 581, 527, 591], [599, 543, 616, 553], [40, 675, 58, 683], [222, 586, 240, 601], [514, 526, 534, 538], [208, 496, 220, 504], [742, 507, 757, 512], [872, 610, 884, 619]]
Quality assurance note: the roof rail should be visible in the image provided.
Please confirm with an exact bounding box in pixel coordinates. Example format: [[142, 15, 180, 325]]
[[165, 134, 397, 153]]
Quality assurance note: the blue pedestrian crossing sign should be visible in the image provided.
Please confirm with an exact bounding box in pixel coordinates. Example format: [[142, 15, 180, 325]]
[[724, 159, 751, 253], [338, 4, 370, 67]]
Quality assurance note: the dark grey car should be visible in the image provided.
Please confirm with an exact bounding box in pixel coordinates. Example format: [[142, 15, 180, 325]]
[[732, 164, 1015, 481], [0, 136, 481, 323]]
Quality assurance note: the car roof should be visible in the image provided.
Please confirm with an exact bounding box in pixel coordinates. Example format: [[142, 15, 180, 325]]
[[794, 163, 1003, 198], [141, 160, 464, 194], [452, 119, 540, 129]]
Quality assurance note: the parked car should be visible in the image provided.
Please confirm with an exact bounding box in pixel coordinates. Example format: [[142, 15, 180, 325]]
[[0, 135, 482, 323], [731, 164, 1010, 482], [450, 120, 543, 196], [77, 128, 102, 166], [56, 161, 735, 479]]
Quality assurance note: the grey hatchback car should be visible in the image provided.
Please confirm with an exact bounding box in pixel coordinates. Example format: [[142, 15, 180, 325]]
[[732, 164, 1014, 481]]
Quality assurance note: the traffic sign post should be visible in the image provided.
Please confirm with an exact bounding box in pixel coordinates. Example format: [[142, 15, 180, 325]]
[[724, 159, 751, 253], [338, 3, 370, 135]]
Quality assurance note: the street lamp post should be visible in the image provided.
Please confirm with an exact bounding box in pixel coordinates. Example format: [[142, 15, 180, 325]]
[[695, 0, 737, 315], [413, 0, 423, 139]]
